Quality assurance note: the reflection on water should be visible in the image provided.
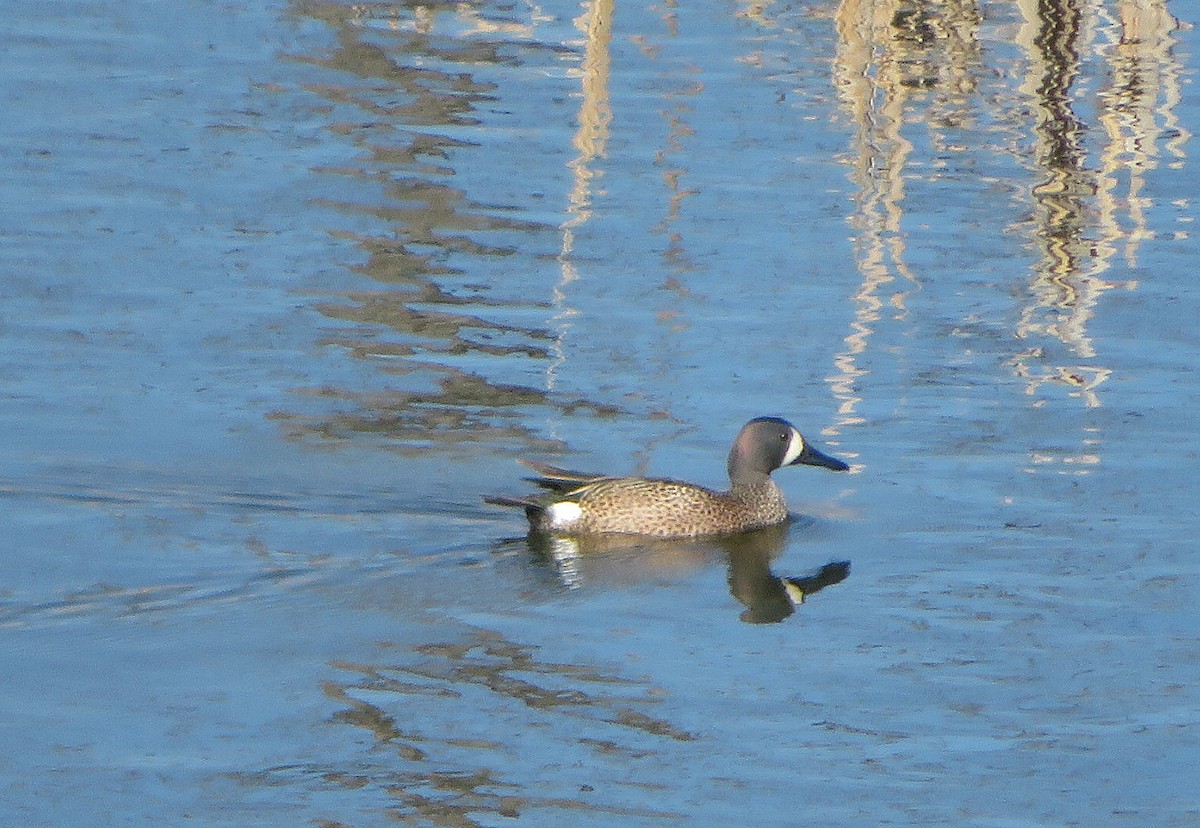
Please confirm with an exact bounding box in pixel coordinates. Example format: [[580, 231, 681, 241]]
[[826, 0, 1184, 467], [278, 0, 622, 450], [723, 523, 851, 624], [1012, 0, 1128, 414], [551, 0, 613, 393], [319, 627, 688, 824], [283, 0, 1186, 474], [503, 520, 850, 623], [1010, 0, 1180, 477], [828, 0, 990, 434]]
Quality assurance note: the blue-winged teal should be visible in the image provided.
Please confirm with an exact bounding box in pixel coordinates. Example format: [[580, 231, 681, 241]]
[[485, 417, 849, 538]]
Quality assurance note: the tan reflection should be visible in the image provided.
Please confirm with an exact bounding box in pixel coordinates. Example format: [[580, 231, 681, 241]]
[[320, 628, 688, 823], [1097, 0, 1187, 260], [552, 0, 702, 394], [826, 0, 983, 434], [550, 0, 614, 391], [515, 520, 850, 623], [734, 0, 777, 29], [1011, 0, 1179, 436], [829, 0, 1184, 464], [335, 0, 537, 39]]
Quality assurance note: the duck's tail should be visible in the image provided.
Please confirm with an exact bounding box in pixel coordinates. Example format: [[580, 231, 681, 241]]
[[482, 495, 546, 528], [483, 494, 539, 510]]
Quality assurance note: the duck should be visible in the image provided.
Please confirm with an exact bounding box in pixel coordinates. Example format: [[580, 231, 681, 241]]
[[485, 417, 849, 538]]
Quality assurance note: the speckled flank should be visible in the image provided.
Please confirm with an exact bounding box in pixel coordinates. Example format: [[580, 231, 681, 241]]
[[540, 477, 789, 538]]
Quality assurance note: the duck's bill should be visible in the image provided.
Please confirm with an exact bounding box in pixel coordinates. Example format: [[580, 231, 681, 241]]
[[792, 443, 850, 472]]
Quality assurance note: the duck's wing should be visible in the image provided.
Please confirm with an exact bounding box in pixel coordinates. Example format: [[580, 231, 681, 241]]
[[518, 459, 615, 493], [483, 459, 612, 518]]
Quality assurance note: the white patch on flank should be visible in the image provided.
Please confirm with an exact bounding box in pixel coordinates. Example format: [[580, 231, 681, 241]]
[[546, 501, 583, 530], [781, 428, 806, 466]]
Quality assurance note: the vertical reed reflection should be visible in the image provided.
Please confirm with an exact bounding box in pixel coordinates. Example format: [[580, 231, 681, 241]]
[[1012, 0, 1106, 411], [1011, 0, 1179, 423], [828, 0, 1185, 458], [551, 0, 613, 393], [830, 0, 915, 433], [827, 0, 982, 434], [1098, 0, 1190, 261]]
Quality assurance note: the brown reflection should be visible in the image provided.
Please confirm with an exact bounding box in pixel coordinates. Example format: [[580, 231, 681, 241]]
[[512, 519, 850, 624], [516, 531, 721, 590], [312, 628, 688, 823], [280, 1, 620, 450]]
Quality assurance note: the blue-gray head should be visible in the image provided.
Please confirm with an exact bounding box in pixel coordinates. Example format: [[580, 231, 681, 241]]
[[727, 417, 849, 484]]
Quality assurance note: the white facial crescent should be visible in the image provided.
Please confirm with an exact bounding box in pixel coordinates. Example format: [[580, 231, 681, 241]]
[[781, 428, 806, 466]]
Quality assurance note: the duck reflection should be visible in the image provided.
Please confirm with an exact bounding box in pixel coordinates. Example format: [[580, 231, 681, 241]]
[[511, 520, 849, 624], [723, 522, 851, 624]]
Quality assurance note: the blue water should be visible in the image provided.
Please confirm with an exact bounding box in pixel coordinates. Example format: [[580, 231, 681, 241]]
[[3, 0, 1199, 824]]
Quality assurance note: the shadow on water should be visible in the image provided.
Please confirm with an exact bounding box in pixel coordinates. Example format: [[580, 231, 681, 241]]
[[497, 520, 851, 624], [723, 524, 851, 624]]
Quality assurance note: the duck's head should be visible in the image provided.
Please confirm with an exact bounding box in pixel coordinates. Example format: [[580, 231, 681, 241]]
[[728, 416, 849, 483]]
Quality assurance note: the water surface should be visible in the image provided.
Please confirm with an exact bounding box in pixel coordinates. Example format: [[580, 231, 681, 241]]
[[2, 0, 1199, 824]]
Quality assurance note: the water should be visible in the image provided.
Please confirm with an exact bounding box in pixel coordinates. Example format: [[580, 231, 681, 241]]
[[2, 0, 1199, 824]]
